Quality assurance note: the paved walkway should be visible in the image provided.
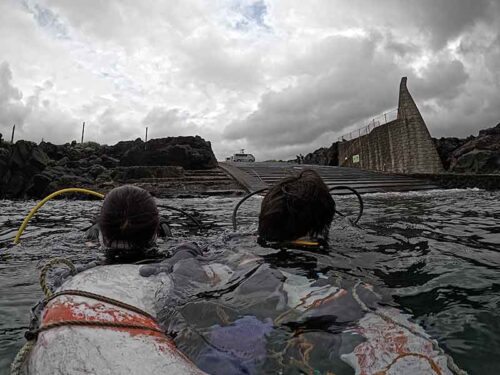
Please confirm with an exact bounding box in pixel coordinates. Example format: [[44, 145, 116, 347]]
[[219, 162, 437, 194]]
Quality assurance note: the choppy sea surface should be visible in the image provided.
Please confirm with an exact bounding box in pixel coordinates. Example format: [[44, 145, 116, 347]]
[[0, 189, 499, 374]]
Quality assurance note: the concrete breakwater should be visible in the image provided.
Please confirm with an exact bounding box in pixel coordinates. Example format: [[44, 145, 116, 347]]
[[303, 77, 499, 187], [305, 123, 500, 175], [0, 136, 243, 199], [338, 77, 443, 174]]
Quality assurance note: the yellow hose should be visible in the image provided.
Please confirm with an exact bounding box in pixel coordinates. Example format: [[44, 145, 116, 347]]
[[14, 188, 104, 244]]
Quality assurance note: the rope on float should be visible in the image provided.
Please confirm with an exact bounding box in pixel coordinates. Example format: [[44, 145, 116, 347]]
[[24, 320, 164, 341], [46, 290, 157, 321], [11, 257, 78, 375], [39, 258, 77, 298], [11, 257, 166, 375], [10, 340, 34, 375]]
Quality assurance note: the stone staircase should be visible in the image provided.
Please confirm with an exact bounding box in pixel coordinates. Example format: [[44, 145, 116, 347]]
[[101, 167, 245, 197], [219, 162, 438, 194]]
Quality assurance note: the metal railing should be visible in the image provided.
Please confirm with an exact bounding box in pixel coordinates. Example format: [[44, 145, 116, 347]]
[[338, 109, 398, 143]]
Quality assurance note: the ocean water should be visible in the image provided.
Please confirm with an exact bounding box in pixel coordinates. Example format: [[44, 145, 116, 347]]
[[0, 189, 499, 374]]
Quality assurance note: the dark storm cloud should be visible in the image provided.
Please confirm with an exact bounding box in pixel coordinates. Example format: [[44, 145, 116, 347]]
[[224, 34, 404, 149], [0, 60, 81, 143], [142, 106, 222, 143], [1, 0, 499, 159], [313, 0, 498, 49], [411, 59, 469, 102], [222, 0, 500, 158], [406, 0, 494, 49], [143, 107, 202, 137], [0, 62, 28, 133]]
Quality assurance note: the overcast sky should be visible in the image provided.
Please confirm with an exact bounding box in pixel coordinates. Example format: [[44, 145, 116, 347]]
[[1, 0, 499, 160]]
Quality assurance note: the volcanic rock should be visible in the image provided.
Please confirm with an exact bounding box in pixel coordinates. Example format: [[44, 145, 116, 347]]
[[433, 137, 470, 170], [448, 123, 500, 173], [120, 136, 217, 169], [304, 142, 339, 166], [0, 141, 50, 198], [1, 135, 221, 198]]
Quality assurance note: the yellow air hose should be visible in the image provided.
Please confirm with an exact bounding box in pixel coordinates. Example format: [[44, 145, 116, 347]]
[[14, 188, 104, 244]]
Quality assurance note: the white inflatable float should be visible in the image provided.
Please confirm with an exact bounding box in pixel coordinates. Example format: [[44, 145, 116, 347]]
[[13, 260, 465, 375], [18, 264, 205, 375]]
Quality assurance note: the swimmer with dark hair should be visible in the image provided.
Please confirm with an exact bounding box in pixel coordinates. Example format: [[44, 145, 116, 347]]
[[86, 185, 171, 260], [24, 185, 210, 374], [32, 181, 460, 375], [162, 171, 462, 375], [100, 185, 160, 248], [258, 169, 335, 247]]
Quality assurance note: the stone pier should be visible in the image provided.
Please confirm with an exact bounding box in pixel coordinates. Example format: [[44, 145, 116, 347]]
[[338, 78, 444, 174]]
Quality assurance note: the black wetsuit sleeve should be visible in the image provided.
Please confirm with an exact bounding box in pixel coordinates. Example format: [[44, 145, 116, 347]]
[[85, 223, 100, 241], [168, 242, 204, 263], [158, 217, 172, 238], [139, 242, 204, 277]]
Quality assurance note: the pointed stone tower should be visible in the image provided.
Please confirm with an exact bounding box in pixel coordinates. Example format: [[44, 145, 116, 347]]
[[396, 77, 444, 174], [338, 77, 444, 174]]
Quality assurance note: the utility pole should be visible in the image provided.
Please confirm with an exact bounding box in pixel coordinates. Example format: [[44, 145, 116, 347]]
[[10, 124, 15, 144], [81, 122, 85, 144], [145, 126, 148, 142]]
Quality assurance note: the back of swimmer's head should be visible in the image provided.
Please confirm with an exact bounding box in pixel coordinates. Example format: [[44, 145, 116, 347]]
[[258, 169, 335, 243], [99, 185, 159, 249]]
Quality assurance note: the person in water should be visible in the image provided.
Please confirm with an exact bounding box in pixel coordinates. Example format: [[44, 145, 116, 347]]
[[258, 169, 335, 245], [86, 185, 172, 260], [161, 170, 345, 374], [100, 185, 160, 248], [156, 169, 462, 375], [27, 185, 208, 374], [40, 178, 460, 374]]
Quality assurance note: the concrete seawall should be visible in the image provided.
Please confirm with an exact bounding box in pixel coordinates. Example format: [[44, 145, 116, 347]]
[[339, 78, 444, 174]]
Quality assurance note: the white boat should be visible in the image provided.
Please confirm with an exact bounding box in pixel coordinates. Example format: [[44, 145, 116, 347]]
[[226, 149, 255, 162]]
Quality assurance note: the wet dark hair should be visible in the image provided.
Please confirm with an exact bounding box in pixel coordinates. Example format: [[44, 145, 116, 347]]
[[258, 170, 335, 242], [99, 185, 159, 249]]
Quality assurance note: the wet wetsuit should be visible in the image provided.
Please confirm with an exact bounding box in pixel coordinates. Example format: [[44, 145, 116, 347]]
[[141, 251, 357, 374], [146, 248, 458, 375], [41, 242, 458, 375]]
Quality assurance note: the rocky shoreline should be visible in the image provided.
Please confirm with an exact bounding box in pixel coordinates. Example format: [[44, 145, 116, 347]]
[[432, 123, 500, 174], [0, 136, 243, 199], [2, 122, 499, 199]]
